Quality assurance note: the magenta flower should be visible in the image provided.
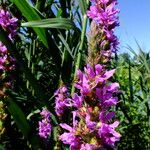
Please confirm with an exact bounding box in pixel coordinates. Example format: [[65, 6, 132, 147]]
[[39, 120, 52, 139], [58, 64, 121, 149], [59, 125, 81, 150], [0, 8, 18, 93], [55, 86, 71, 116], [59, 112, 81, 149], [85, 113, 97, 131], [99, 111, 115, 123], [0, 8, 18, 39], [80, 143, 95, 150], [57, 0, 121, 148], [38, 108, 52, 139], [72, 93, 83, 108], [87, 0, 120, 61], [98, 121, 121, 147], [0, 42, 7, 53], [87, 0, 119, 27], [75, 64, 116, 96], [56, 1, 121, 147], [0, 43, 16, 72]]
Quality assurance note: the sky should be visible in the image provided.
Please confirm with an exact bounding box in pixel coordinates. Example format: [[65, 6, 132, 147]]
[[117, 0, 150, 54]]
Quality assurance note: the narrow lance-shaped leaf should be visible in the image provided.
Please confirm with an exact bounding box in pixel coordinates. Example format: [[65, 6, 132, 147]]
[[6, 97, 40, 150], [58, 32, 74, 58], [128, 60, 134, 102], [79, 0, 88, 15], [10, 0, 49, 48], [22, 18, 75, 30], [6, 98, 30, 138]]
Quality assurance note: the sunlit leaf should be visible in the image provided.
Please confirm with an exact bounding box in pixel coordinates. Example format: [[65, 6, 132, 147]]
[[22, 18, 75, 30], [10, 0, 49, 48]]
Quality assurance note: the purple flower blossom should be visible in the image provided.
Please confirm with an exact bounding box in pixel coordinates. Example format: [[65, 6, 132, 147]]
[[39, 120, 52, 139], [0, 43, 16, 72], [98, 121, 121, 147], [0, 8, 17, 94], [85, 113, 97, 131], [0, 42, 7, 53], [55, 86, 71, 116], [59, 128, 81, 150], [75, 64, 103, 95], [40, 108, 51, 118], [107, 82, 119, 92], [59, 112, 81, 149], [87, 0, 119, 27], [99, 111, 115, 123], [0, 8, 18, 39], [57, 0, 121, 148], [87, 0, 120, 60], [75, 64, 116, 96], [58, 63, 121, 149], [38, 108, 52, 139], [80, 143, 95, 150], [72, 93, 83, 108]]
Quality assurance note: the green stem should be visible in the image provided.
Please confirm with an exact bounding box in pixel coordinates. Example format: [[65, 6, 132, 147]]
[[31, 40, 36, 96], [35, 0, 46, 11], [71, 14, 88, 95], [26, 40, 32, 89]]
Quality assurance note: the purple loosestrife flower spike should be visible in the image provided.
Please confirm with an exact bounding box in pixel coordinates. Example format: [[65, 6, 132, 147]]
[[58, 64, 120, 149], [0, 8, 18, 97], [87, 0, 120, 63], [38, 108, 52, 139], [57, 1, 121, 149]]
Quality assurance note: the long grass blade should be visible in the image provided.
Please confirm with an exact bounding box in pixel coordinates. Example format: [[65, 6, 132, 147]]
[[10, 0, 49, 48], [22, 18, 75, 30]]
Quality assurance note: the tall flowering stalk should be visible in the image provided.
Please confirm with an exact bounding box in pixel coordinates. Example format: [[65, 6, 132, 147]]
[[54, 0, 121, 149], [56, 64, 120, 149], [87, 0, 119, 64], [0, 7, 18, 135], [38, 0, 121, 149], [0, 7, 18, 96]]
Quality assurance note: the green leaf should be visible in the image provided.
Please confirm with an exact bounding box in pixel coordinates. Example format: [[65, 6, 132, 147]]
[[10, 0, 48, 48], [0, 26, 47, 103], [58, 32, 74, 58], [6, 98, 30, 138], [0, 26, 58, 125], [79, 0, 88, 15], [6, 98, 40, 150], [0, 145, 5, 150], [22, 18, 75, 30]]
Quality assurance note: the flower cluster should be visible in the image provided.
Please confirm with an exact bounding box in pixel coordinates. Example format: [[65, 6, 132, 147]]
[[55, 86, 71, 117], [0, 42, 15, 71], [0, 8, 18, 39], [87, 0, 119, 62], [57, 64, 121, 149], [0, 8, 17, 97], [38, 108, 52, 139]]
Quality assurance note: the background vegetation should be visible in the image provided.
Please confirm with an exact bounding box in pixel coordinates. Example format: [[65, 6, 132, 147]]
[[0, 0, 149, 149]]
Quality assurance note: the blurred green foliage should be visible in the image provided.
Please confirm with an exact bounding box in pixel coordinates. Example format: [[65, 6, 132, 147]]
[[114, 47, 150, 150]]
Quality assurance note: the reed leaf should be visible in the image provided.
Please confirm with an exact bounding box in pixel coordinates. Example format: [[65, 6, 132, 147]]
[[22, 18, 75, 30], [10, 0, 49, 48], [6, 98, 40, 150]]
